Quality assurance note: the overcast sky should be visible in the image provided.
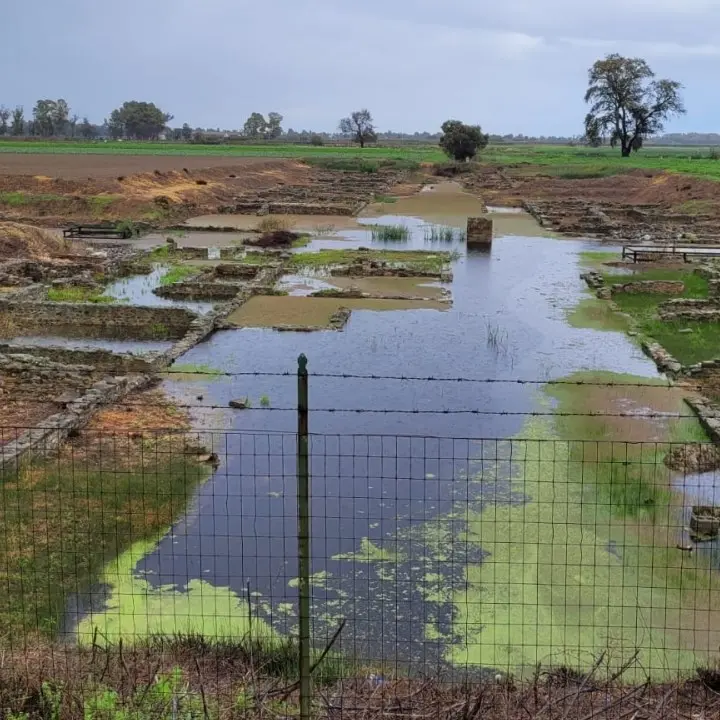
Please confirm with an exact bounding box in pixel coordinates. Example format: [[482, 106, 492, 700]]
[[2, 0, 718, 135]]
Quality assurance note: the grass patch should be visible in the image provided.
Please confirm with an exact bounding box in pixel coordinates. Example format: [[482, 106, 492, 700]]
[[290, 249, 451, 274], [0, 191, 65, 206], [291, 234, 311, 248], [373, 193, 397, 203], [578, 250, 621, 269], [159, 264, 203, 285], [260, 394, 271, 407], [88, 194, 121, 217], [674, 199, 717, 215], [46, 286, 114, 303], [369, 224, 410, 242], [595, 266, 720, 365]]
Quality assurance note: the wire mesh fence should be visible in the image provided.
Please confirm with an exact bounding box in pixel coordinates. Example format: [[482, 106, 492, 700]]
[[0, 414, 719, 717]]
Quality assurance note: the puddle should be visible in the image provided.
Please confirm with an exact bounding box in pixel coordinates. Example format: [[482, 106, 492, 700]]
[[487, 206, 524, 214], [330, 276, 449, 300], [226, 295, 447, 328], [3, 336, 172, 353], [103, 266, 214, 314], [277, 274, 337, 296]]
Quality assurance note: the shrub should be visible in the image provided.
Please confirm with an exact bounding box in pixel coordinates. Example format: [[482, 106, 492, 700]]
[[310, 134, 324, 146]]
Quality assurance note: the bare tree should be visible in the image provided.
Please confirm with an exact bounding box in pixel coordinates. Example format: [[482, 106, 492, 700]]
[[339, 109, 376, 148], [0, 106, 10, 135], [584, 54, 685, 157]]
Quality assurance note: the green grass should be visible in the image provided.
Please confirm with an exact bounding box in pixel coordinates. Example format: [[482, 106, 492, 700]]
[[159, 264, 203, 285], [373, 193, 397, 203], [290, 248, 451, 273], [260, 394, 271, 407], [597, 267, 720, 365], [291, 234, 311, 248], [451, 372, 715, 678], [46, 286, 114, 303], [369, 224, 410, 241], [0, 445, 209, 637], [88, 193, 121, 216], [0, 191, 64, 206], [578, 250, 621, 269], [3, 140, 720, 179]]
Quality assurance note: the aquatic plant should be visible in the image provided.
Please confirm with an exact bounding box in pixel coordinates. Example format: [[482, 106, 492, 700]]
[[424, 224, 466, 243], [260, 395, 271, 407], [369, 224, 410, 242], [256, 216, 294, 233]]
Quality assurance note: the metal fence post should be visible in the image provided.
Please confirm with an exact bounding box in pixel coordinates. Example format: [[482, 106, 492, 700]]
[[297, 354, 311, 720]]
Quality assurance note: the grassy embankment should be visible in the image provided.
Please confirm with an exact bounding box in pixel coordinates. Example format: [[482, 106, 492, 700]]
[[289, 248, 453, 274], [571, 251, 720, 366], [0, 394, 211, 640], [450, 371, 717, 679]]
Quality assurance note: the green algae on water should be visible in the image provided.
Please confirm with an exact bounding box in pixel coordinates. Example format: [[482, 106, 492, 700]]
[[333, 537, 401, 563], [76, 537, 274, 646]]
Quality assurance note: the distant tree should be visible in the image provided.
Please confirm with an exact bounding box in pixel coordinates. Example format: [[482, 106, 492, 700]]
[[243, 112, 267, 138], [266, 112, 283, 139], [80, 117, 96, 139], [69, 113, 79, 138], [339, 109, 376, 148], [584, 54, 685, 157], [0, 106, 9, 135], [33, 100, 56, 136], [107, 101, 173, 140], [181, 122, 193, 141], [11, 107, 24, 136], [310, 133, 324, 146], [439, 120, 489, 161], [52, 99, 70, 135]]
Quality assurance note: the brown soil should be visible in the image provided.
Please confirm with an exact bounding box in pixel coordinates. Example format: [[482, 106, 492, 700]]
[[0, 222, 83, 260], [464, 168, 720, 242], [0, 153, 288, 179]]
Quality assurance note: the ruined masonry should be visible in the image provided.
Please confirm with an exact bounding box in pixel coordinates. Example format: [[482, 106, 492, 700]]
[[467, 217, 493, 246]]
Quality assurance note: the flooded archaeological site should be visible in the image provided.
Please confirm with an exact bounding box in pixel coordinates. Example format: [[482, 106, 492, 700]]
[[34, 182, 713, 680], [2, 161, 720, 685]]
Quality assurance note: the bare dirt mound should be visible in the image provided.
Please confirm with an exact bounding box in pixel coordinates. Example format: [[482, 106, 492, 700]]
[[0, 222, 72, 260]]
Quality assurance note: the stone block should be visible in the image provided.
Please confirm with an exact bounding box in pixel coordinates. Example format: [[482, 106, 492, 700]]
[[467, 217, 493, 246]]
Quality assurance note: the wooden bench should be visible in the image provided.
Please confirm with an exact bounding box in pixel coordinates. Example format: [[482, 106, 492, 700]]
[[63, 224, 133, 240]]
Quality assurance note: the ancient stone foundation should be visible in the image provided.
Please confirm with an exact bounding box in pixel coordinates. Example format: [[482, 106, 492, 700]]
[[611, 280, 685, 296], [467, 217, 493, 246], [0, 300, 197, 339]]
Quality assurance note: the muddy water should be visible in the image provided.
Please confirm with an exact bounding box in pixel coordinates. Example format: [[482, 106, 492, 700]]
[[75, 187, 692, 670]]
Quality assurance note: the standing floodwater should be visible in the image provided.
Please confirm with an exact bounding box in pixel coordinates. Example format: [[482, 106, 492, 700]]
[[71, 203, 669, 671]]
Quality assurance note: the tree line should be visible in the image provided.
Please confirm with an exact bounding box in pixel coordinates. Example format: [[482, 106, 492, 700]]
[[0, 56, 689, 156]]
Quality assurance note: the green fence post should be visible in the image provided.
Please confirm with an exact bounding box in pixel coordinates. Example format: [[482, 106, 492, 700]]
[[297, 353, 311, 720]]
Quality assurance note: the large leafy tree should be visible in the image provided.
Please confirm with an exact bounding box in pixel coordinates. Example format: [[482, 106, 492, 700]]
[[584, 54, 685, 157], [80, 117, 96, 139], [339, 109, 376, 148], [108, 101, 173, 140], [243, 112, 267, 138], [439, 120, 489, 161], [266, 112, 283, 139]]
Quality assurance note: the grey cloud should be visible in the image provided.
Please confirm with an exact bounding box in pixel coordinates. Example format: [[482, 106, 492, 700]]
[[0, 0, 717, 135]]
